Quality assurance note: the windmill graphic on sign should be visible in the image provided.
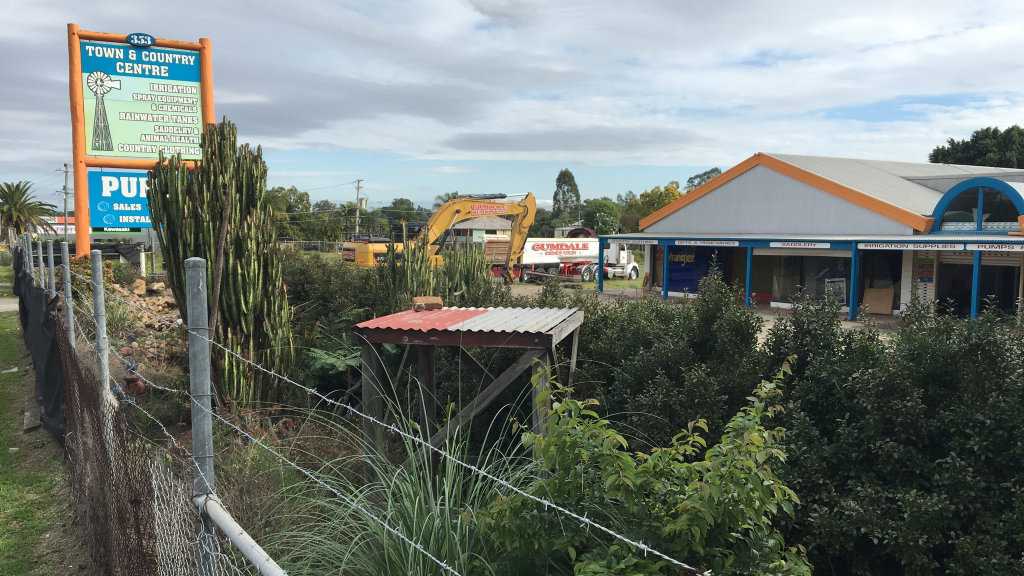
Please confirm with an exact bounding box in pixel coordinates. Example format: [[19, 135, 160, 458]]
[[86, 71, 120, 151]]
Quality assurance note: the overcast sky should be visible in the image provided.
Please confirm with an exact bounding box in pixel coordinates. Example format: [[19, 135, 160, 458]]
[[4, 0, 1024, 207]]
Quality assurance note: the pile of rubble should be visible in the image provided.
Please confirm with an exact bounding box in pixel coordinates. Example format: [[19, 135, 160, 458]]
[[109, 279, 185, 370]]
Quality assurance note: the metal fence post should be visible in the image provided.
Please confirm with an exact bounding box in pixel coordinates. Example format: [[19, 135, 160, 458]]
[[36, 240, 45, 290], [186, 257, 217, 576], [90, 250, 111, 394], [25, 235, 34, 283], [62, 242, 76, 350], [46, 240, 56, 299]]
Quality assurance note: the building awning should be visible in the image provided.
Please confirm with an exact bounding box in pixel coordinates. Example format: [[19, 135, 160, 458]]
[[602, 232, 1024, 250]]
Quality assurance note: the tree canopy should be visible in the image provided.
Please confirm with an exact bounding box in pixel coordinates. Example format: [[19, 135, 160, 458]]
[[930, 126, 1024, 167], [553, 168, 581, 221], [0, 181, 56, 237], [686, 167, 722, 191]]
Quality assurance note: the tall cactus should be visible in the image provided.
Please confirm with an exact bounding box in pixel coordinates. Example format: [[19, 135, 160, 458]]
[[148, 120, 293, 407]]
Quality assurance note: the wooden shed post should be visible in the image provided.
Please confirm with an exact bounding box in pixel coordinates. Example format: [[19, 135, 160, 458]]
[[531, 350, 552, 436]]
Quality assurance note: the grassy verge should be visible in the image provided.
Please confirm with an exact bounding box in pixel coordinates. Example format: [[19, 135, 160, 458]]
[[602, 277, 643, 290], [0, 311, 71, 575], [0, 263, 13, 296]]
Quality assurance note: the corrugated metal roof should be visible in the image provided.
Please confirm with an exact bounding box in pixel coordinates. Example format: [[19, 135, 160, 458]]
[[452, 216, 512, 230], [768, 153, 1024, 216], [355, 307, 579, 334]]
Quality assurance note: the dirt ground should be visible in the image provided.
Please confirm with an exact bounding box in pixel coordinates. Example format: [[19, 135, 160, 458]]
[[0, 308, 94, 575]]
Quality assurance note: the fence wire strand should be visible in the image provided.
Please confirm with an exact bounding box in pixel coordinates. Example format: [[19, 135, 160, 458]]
[[63, 255, 708, 576]]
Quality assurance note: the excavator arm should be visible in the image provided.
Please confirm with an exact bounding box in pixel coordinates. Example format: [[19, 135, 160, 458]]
[[422, 193, 537, 282]]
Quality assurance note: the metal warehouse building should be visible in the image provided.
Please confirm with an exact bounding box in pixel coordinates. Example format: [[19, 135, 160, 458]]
[[598, 152, 1024, 319]]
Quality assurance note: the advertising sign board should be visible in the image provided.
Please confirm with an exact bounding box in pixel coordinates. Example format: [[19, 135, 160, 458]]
[[68, 24, 214, 255], [80, 40, 203, 159], [521, 238, 599, 265], [88, 170, 152, 230]]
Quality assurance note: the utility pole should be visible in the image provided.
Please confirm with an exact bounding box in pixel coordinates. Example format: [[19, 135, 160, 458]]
[[58, 163, 70, 246], [353, 178, 363, 237]]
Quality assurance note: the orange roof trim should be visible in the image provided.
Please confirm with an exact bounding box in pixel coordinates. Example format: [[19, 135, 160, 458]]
[[639, 153, 934, 232]]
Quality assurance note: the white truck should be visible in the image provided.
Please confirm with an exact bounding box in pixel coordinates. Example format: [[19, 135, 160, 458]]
[[519, 237, 639, 282]]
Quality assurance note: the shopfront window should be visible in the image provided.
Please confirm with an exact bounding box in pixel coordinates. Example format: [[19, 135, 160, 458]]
[[937, 184, 1021, 233], [771, 255, 850, 304]]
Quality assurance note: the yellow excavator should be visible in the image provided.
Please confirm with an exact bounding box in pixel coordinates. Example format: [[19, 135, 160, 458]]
[[341, 193, 537, 282]]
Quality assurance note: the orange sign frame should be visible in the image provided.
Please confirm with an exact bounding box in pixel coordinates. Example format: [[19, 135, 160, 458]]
[[67, 23, 215, 256]]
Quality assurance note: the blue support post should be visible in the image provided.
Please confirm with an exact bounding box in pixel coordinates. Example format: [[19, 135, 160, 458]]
[[848, 243, 860, 320], [596, 238, 605, 293], [971, 249, 981, 319], [661, 242, 670, 300], [744, 246, 753, 307]]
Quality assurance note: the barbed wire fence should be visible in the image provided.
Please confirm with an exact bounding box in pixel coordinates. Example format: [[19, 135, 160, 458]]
[[12, 233, 709, 576]]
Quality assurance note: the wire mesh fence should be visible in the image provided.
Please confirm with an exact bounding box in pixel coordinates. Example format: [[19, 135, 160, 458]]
[[11, 236, 707, 576], [12, 241, 255, 576]]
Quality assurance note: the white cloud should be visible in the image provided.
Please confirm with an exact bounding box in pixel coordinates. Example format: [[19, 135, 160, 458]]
[[431, 165, 474, 174], [3, 0, 1024, 184]]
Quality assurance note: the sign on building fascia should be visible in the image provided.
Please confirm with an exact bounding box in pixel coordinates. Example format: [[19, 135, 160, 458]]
[[859, 242, 964, 251], [674, 240, 740, 247], [965, 243, 1024, 252], [617, 239, 658, 245], [769, 241, 831, 249]]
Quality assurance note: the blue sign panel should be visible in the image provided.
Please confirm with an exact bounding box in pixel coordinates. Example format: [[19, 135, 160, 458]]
[[81, 40, 200, 81], [88, 170, 152, 230], [667, 246, 713, 293]]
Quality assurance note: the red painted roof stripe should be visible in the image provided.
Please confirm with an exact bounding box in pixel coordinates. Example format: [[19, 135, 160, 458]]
[[356, 308, 487, 331]]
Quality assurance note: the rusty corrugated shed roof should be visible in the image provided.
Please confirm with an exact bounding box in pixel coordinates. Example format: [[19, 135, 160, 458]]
[[355, 307, 579, 335]]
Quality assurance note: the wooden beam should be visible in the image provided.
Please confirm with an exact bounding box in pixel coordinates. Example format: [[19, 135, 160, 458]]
[[567, 328, 580, 388], [548, 310, 585, 346], [429, 349, 543, 449], [459, 348, 494, 381], [532, 349, 552, 437], [355, 328, 552, 349]]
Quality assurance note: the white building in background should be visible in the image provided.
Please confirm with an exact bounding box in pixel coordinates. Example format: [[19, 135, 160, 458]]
[[600, 152, 1024, 319], [449, 216, 512, 244]]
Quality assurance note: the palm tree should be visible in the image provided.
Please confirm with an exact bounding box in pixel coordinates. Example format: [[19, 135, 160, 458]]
[[433, 191, 459, 208], [0, 181, 57, 237]]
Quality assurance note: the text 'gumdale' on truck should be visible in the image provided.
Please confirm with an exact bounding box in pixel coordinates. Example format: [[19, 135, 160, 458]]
[[341, 193, 537, 283], [520, 229, 639, 283]]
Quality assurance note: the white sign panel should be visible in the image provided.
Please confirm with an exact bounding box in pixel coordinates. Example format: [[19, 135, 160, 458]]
[[769, 241, 832, 249], [521, 238, 598, 265], [617, 239, 658, 245], [965, 243, 1024, 252], [859, 242, 964, 251], [674, 240, 740, 247]]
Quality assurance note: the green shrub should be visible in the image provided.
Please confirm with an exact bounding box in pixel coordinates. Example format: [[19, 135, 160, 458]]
[[766, 297, 1024, 575], [482, 364, 810, 576], [554, 269, 766, 446], [111, 261, 137, 287]]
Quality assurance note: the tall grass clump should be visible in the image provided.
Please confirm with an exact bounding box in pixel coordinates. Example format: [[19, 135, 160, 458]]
[[376, 236, 508, 314], [269, 409, 532, 576]]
